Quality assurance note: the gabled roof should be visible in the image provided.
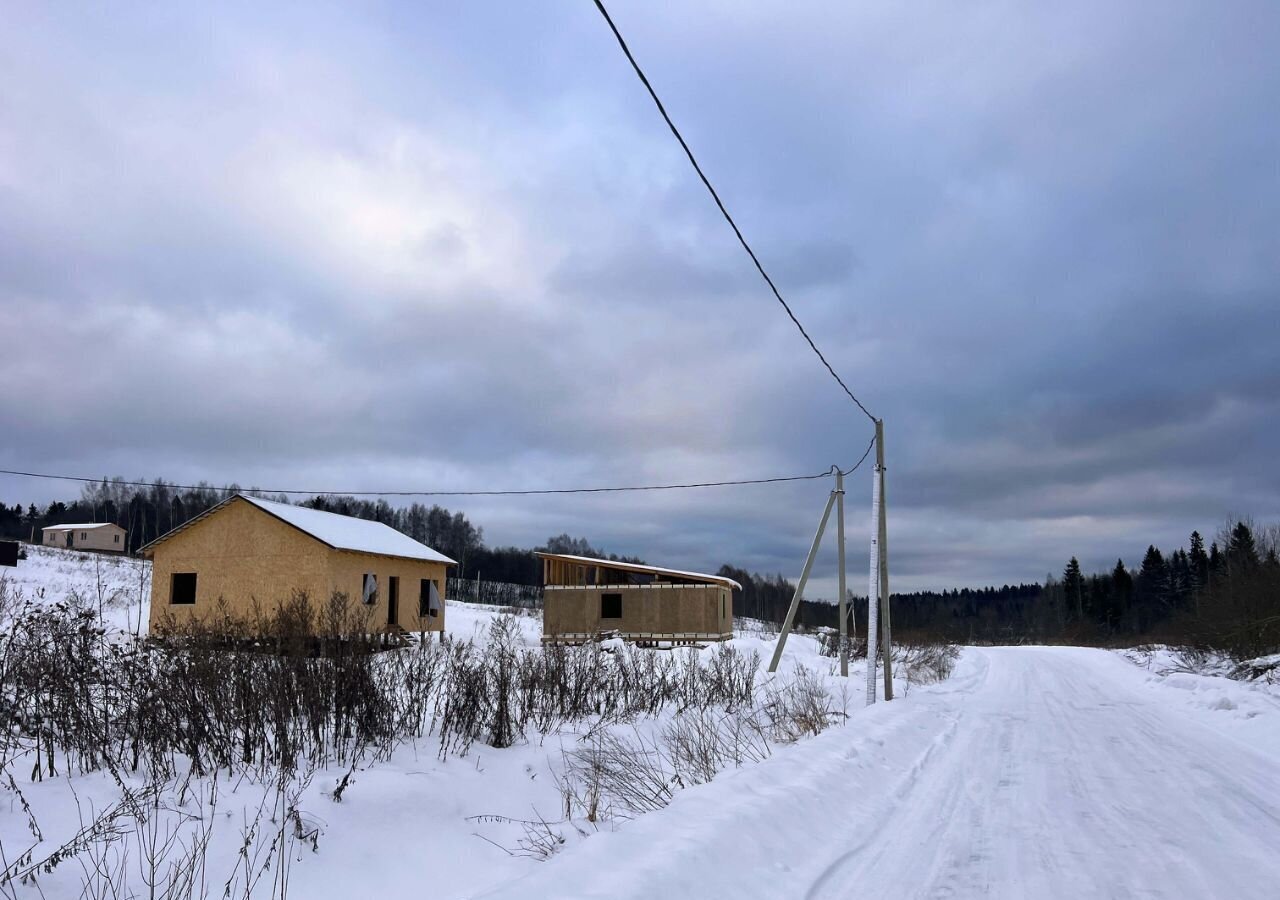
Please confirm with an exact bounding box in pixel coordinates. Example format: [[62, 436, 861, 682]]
[[139, 494, 456, 565], [43, 523, 123, 532], [536, 552, 742, 590]]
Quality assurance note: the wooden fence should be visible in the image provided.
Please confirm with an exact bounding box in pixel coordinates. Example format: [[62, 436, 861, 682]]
[[447, 576, 543, 610]]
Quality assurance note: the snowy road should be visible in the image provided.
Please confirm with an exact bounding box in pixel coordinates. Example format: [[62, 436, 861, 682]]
[[487, 647, 1280, 899]]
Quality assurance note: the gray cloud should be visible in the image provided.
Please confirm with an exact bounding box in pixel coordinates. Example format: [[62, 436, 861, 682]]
[[3, 0, 1279, 593]]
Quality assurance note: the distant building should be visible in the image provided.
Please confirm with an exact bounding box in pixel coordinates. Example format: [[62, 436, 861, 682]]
[[538, 552, 737, 646], [42, 523, 128, 553], [139, 494, 455, 637]]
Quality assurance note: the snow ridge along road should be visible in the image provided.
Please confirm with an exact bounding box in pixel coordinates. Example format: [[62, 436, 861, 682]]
[[485, 647, 1280, 900]]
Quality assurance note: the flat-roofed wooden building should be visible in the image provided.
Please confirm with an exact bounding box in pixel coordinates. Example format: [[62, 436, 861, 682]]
[[538, 552, 738, 646], [140, 494, 455, 637]]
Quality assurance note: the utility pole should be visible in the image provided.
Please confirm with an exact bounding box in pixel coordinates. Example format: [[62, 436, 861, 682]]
[[836, 468, 848, 677], [768, 488, 836, 673], [865, 458, 880, 705], [771, 455, 877, 683], [877, 419, 893, 700]]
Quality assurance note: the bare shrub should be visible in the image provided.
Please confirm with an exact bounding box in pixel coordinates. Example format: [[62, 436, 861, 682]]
[[2, 582, 814, 892], [815, 626, 863, 661], [465, 811, 570, 862], [661, 706, 725, 785], [661, 705, 770, 786], [757, 665, 841, 743], [1230, 655, 1280, 683], [701, 644, 759, 709], [554, 666, 837, 830], [561, 729, 675, 819], [516, 813, 567, 861], [895, 642, 961, 690]]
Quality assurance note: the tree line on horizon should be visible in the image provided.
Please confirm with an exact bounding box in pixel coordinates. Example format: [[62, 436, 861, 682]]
[[0, 478, 645, 582], [728, 521, 1280, 658], [2, 478, 1276, 658], [1046, 521, 1280, 659]]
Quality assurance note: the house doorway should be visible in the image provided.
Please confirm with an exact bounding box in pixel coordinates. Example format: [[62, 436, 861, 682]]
[[388, 576, 400, 626]]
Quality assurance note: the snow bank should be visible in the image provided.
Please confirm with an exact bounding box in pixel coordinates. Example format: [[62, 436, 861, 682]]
[[1118, 646, 1280, 746]]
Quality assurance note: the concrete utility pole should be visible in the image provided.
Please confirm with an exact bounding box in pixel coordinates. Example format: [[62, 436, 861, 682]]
[[865, 419, 895, 704], [877, 419, 893, 700], [768, 488, 836, 673], [865, 458, 880, 704], [836, 468, 848, 678], [771, 445, 885, 686]]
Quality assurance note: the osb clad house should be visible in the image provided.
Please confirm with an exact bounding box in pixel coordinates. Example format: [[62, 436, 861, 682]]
[[139, 494, 455, 637], [42, 523, 128, 553], [538, 552, 739, 646]]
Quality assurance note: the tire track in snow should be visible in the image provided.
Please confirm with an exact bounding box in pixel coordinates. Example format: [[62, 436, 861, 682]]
[[482, 647, 1280, 900]]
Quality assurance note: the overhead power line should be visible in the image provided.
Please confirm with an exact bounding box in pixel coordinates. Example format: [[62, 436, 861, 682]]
[[0, 448, 874, 499], [590, 0, 877, 425], [842, 433, 876, 476]]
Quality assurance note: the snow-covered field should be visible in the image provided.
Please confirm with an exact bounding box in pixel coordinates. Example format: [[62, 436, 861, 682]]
[[2, 543, 151, 634], [0, 546, 883, 899], [4, 545, 1279, 899]]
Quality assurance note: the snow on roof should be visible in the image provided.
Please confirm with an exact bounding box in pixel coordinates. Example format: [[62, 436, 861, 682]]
[[536, 552, 742, 590], [42, 523, 121, 531], [240, 495, 456, 564]]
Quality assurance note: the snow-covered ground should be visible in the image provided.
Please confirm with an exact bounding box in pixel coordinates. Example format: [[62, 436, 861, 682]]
[[1, 543, 151, 633], [0, 545, 871, 899], [4, 547, 1278, 899], [486, 646, 1280, 899]]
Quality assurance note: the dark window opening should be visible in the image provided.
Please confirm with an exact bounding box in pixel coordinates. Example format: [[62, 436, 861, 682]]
[[419, 579, 442, 618], [113, 534, 120, 544], [171, 572, 197, 605], [362, 573, 378, 605], [388, 576, 400, 625], [601, 592, 622, 619]]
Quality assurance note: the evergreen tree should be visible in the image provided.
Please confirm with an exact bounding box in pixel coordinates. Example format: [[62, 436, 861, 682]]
[[1040, 573, 1065, 636], [1167, 549, 1190, 607], [1134, 545, 1168, 629], [1188, 531, 1209, 593], [1063, 557, 1085, 623], [1110, 559, 1133, 630], [1227, 521, 1260, 573], [1086, 575, 1113, 630]]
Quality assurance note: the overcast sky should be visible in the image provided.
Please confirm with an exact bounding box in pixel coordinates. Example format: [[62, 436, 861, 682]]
[[3, 1, 1278, 595]]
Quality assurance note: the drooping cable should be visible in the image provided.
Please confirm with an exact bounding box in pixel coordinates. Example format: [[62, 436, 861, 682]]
[[590, 0, 877, 424], [0, 457, 872, 499]]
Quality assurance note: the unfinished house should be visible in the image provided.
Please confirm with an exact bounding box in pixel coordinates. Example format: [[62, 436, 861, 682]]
[[140, 494, 454, 638], [42, 523, 128, 553], [538, 552, 738, 646]]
